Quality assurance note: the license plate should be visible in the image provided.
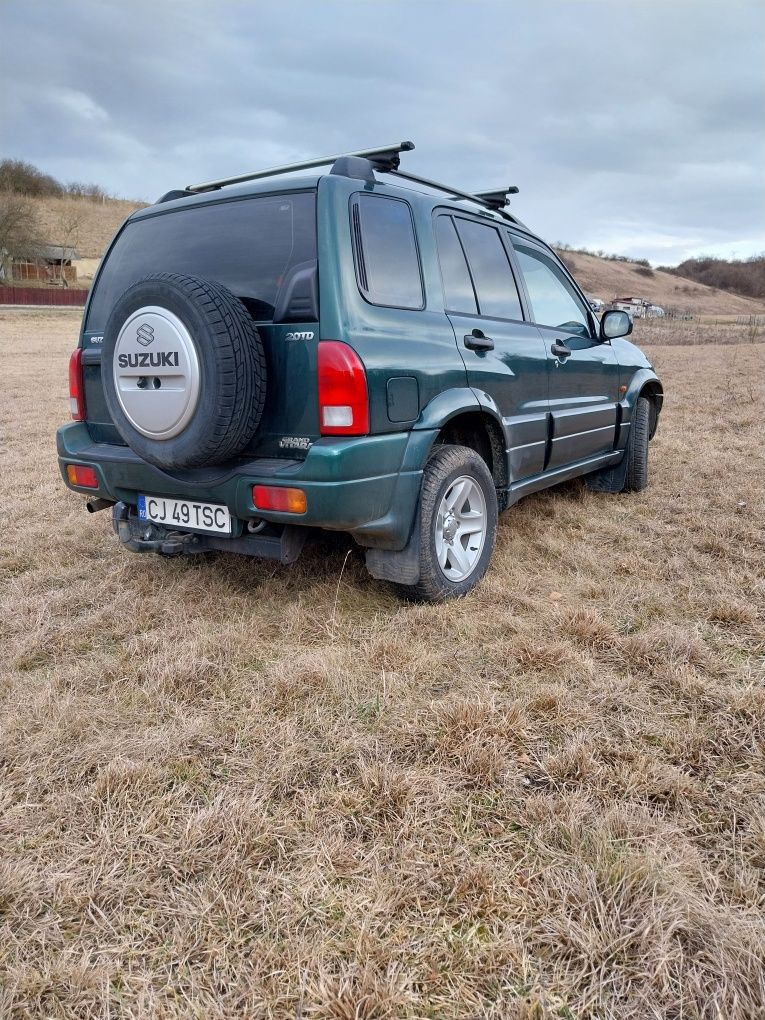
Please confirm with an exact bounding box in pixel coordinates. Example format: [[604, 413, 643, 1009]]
[[137, 494, 232, 535]]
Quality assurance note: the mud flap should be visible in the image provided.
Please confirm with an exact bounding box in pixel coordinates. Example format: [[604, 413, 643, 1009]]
[[364, 504, 422, 584], [585, 452, 629, 493]]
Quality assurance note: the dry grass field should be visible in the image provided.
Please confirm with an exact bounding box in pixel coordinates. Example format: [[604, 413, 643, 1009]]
[[1, 311, 764, 1019]]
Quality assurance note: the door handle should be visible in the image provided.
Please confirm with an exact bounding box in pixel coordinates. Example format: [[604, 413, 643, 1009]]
[[464, 328, 494, 351], [551, 340, 572, 358]]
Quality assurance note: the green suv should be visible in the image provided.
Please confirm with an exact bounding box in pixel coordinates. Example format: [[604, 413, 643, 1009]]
[[57, 141, 663, 601]]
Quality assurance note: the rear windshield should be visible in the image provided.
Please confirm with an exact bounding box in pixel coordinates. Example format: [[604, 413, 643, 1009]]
[[86, 191, 316, 329]]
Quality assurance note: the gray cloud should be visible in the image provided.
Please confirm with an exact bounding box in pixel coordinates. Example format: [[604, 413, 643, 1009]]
[[2, 0, 763, 264]]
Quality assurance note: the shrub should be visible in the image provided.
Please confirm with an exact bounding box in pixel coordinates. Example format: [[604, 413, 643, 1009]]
[[0, 159, 63, 198], [0, 159, 112, 203], [667, 255, 765, 300]]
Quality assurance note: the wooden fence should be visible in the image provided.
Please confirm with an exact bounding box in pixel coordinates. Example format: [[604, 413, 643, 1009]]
[[0, 286, 88, 307]]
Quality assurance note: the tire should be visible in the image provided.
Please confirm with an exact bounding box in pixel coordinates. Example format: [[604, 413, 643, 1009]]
[[623, 395, 650, 491], [102, 273, 266, 469], [395, 444, 498, 602]]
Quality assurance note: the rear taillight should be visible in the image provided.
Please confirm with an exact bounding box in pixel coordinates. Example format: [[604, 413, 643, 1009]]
[[318, 341, 369, 436], [66, 464, 99, 488], [68, 348, 85, 420], [252, 486, 307, 514]]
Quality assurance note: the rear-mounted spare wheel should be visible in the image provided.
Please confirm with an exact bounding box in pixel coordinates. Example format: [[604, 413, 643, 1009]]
[[102, 273, 266, 469]]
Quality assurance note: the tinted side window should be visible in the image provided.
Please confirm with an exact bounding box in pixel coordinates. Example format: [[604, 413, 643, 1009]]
[[353, 194, 423, 309], [513, 245, 591, 337], [434, 216, 477, 314], [455, 219, 523, 320], [87, 192, 317, 330]]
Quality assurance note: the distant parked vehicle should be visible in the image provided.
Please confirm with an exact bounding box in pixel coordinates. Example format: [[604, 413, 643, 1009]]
[[587, 296, 605, 313], [613, 296, 652, 319]]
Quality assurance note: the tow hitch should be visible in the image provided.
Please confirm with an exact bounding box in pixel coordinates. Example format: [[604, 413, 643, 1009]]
[[111, 501, 307, 562]]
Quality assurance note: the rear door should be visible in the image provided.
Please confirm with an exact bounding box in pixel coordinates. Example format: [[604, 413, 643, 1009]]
[[82, 191, 320, 458], [434, 213, 549, 483], [510, 238, 620, 471]]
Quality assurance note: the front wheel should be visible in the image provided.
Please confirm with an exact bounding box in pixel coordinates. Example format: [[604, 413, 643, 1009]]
[[396, 444, 498, 602]]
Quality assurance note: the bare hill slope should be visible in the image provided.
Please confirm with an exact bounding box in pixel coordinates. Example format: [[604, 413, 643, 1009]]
[[32, 195, 147, 260], [557, 249, 765, 316]]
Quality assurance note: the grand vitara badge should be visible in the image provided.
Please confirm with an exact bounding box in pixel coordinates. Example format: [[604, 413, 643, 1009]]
[[112, 306, 201, 440]]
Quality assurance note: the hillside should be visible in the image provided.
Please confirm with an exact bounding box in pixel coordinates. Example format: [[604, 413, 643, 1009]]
[[556, 249, 765, 316], [662, 255, 765, 301], [31, 195, 147, 279], [24, 195, 765, 314]]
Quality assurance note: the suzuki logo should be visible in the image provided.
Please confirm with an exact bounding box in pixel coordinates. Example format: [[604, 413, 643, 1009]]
[[136, 323, 155, 347]]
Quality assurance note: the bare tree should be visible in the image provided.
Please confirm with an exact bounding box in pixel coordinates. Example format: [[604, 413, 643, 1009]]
[[56, 205, 84, 287], [0, 192, 45, 281]]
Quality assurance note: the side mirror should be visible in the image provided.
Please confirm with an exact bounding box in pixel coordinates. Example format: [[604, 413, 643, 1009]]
[[600, 309, 633, 341]]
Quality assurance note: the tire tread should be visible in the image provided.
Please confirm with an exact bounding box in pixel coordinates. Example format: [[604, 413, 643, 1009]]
[[624, 396, 650, 492], [103, 273, 267, 468]]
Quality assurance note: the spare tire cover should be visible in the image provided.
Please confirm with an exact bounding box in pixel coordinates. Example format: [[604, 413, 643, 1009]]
[[102, 273, 266, 469]]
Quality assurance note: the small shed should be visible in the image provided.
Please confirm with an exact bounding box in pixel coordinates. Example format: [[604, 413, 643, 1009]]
[[11, 244, 81, 285]]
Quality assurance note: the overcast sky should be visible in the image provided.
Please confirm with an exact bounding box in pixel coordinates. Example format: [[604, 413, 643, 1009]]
[[2, 0, 763, 265]]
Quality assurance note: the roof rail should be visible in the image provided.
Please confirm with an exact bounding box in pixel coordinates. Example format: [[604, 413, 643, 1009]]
[[385, 168, 520, 220], [185, 141, 415, 193]]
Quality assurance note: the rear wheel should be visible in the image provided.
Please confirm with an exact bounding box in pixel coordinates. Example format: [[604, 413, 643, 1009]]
[[396, 444, 498, 602]]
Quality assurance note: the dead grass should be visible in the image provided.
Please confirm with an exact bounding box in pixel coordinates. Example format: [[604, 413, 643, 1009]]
[[1, 311, 764, 1019], [633, 317, 763, 346]]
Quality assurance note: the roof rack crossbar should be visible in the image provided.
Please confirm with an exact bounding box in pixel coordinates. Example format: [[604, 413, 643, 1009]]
[[183, 142, 524, 224], [474, 187, 520, 210], [186, 141, 415, 193]]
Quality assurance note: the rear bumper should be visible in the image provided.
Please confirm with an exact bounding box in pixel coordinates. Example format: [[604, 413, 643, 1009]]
[[57, 422, 435, 549]]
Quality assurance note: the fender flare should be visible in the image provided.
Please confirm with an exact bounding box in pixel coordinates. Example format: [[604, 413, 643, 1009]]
[[622, 369, 663, 413], [411, 387, 508, 467], [619, 369, 664, 445], [411, 387, 482, 432]]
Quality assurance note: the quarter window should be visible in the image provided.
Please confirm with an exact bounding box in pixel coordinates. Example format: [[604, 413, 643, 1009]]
[[513, 244, 591, 337], [434, 216, 477, 314], [352, 194, 423, 309], [455, 219, 523, 320]]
